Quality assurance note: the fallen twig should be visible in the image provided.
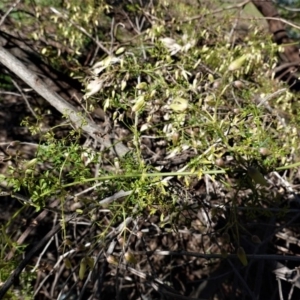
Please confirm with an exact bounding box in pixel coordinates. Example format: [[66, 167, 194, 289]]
[[0, 47, 129, 157]]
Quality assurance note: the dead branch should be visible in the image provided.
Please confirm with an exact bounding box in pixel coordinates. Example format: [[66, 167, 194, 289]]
[[252, 0, 300, 64], [0, 46, 129, 157]]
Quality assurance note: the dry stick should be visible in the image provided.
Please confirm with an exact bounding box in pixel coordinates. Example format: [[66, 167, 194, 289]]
[[153, 251, 300, 262], [262, 16, 300, 31], [182, 0, 251, 23], [0, 0, 21, 27], [33, 242, 91, 297], [271, 62, 300, 74], [238, 15, 300, 38], [11, 78, 38, 119], [0, 46, 129, 157], [0, 214, 76, 299], [4, 198, 61, 261], [277, 4, 300, 12]]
